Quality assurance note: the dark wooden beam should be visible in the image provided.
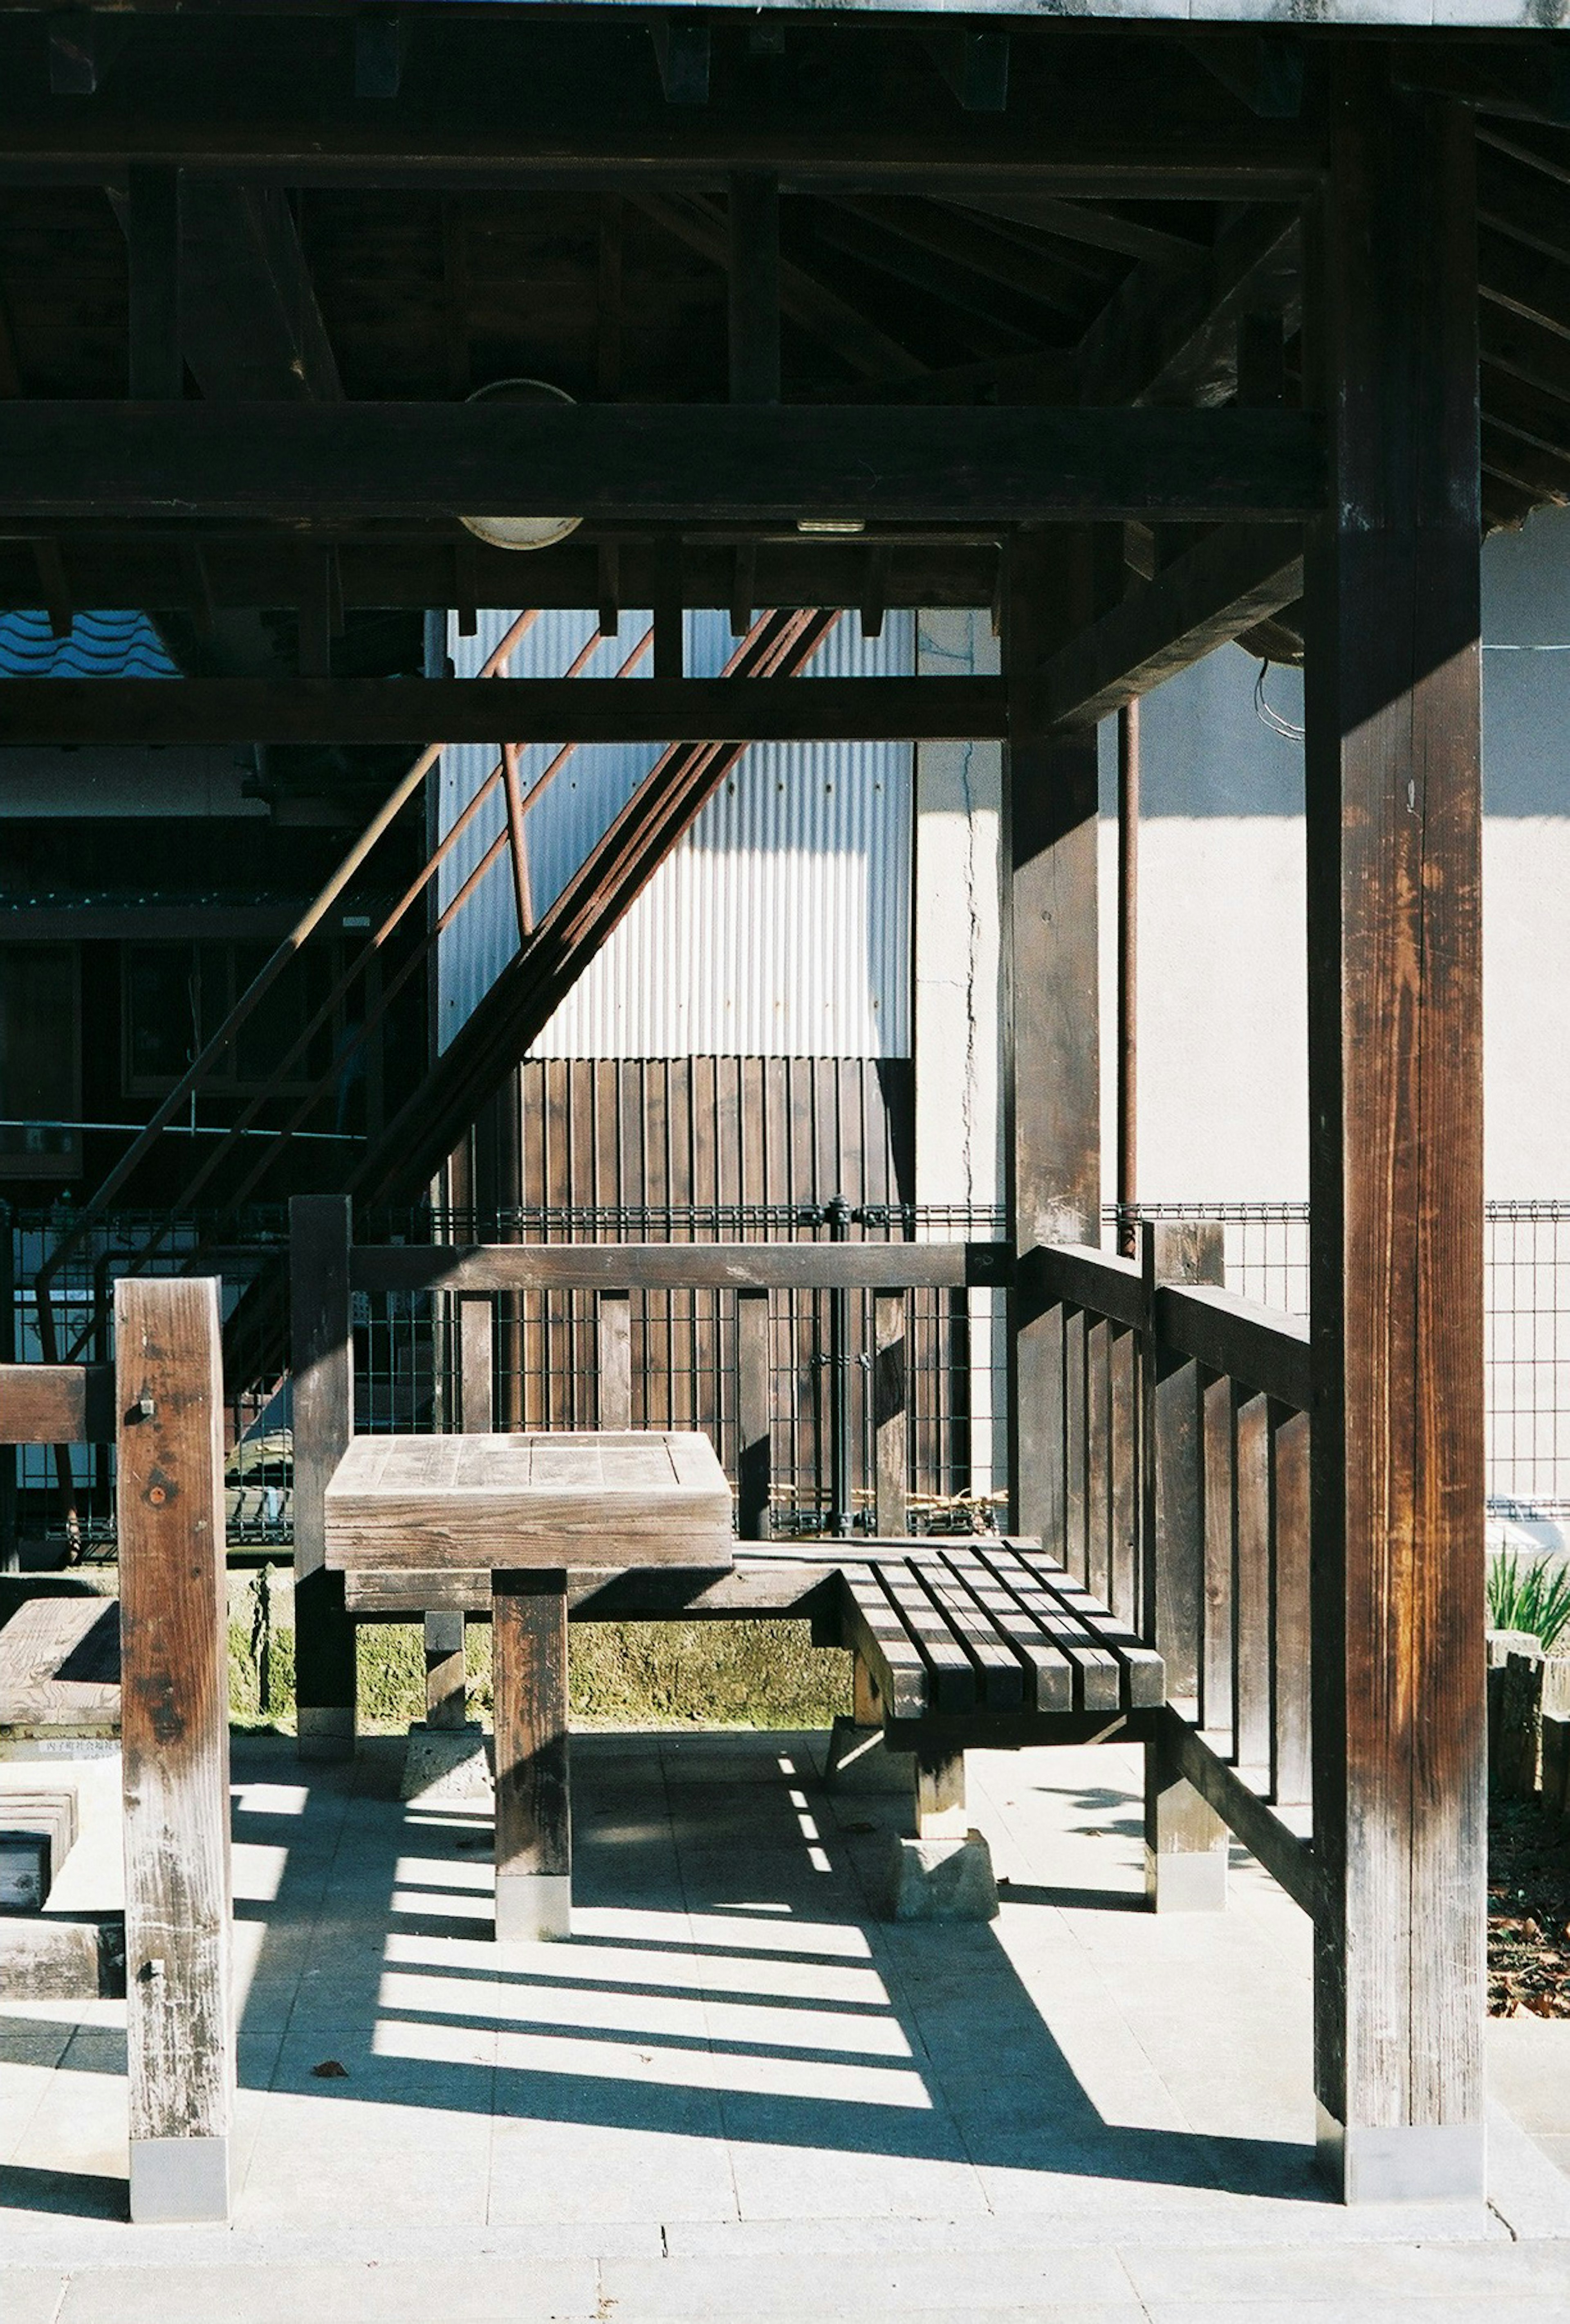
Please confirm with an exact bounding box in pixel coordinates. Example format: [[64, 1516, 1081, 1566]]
[[1480, 226, 1570, 344], [1188, 34, 1304, 122], [0, 85, 1325, 199], [1078, 206, 1301, 409], [179, 183, 342, 402], [353, 9, 404, 100], [636, 190, 926, 382], [649, 16, 710, 107], [0, 535, 1008, 614], [1396, 43, 1570, 130], [126, 164, 181, 399], [1038, 524, 1305, 729], [1303, 63, 1485, 2203], [833, 195, 1112, 318], [0, 674, 1009, 746], [920, 25, 1009, 116], [729, 171, 781, 403], [0, 403, 1322, 525], [949, 193, 1205, 269]]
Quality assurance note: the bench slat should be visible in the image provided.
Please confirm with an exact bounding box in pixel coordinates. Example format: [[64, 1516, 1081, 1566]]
[[974, 1543, 1125, 1713], [839, 1565, 930, 1720], [935, 1547, 1076, 1714]]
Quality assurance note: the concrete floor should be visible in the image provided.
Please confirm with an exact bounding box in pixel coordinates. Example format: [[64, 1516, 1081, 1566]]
[[4, 1727, 1570, 2320]]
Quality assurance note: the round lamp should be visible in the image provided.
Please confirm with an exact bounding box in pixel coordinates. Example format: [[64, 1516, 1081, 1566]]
[[458, 377, 583, 552]]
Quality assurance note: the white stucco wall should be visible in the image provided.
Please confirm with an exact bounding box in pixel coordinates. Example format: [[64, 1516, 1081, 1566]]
[[1095, 502, 1570, 1203]]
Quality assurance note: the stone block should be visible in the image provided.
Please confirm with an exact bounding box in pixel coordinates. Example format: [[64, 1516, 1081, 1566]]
[[401, 1722, 494, 1805], [869, 1828, 998, 1922]]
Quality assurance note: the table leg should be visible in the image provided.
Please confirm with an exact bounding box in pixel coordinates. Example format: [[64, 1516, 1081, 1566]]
[[491, 1567, 571, 1941]]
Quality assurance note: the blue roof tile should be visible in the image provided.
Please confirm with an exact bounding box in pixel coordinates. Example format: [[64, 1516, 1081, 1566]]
[[0, 610, 179, 680]]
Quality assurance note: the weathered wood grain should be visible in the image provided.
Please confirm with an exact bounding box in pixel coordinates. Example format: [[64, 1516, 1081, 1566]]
[[0, 1365, 115, 1447], [325, 1429, 735, 1572], [0, 1594, 121, 1738], [290, 1195, 357, 1761], [492, 1568, 571, 1942], [1303, 61, 1486, 2196], [872, 1288, 907, 1538], [735, 1288, 772, 1543], [115, 1274, 233, 2223]]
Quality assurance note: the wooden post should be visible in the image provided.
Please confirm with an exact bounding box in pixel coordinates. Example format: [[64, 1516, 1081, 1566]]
[[116, 1275, 233, 2224], [736, 1287, 771, 1541], [1141, 1220, 1229, 1911], [290, 1194, 357, 1762], [126, 164, 181, 400], [1303, 61, 1485, 2202], [597, 1289, 632, 1429], [1003, 532, 1101, 1547], [492, 1568, 571, 1941], [459, 1293, 494, 1434], [914, 1749, 967, 1840], [424, 1614, 467, 1731], [729, 170, 781, 405], [872, 1287, 906, 1536], [423, 1292, 494, 1731]]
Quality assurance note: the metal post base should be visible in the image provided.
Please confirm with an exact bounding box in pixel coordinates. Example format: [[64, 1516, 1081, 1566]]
[[130, 2134, 231, 2224], [1315, 2103, 1486, 2203], [495, 1870, 572, 1942]]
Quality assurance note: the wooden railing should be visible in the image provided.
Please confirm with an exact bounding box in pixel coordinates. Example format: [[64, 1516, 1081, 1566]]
[[341, 1226, 1015, 1541], [1032, 1221, 1316, 1910]]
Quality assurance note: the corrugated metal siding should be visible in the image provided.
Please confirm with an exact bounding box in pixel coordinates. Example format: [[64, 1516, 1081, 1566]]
[[436, 607, 913, 1059]]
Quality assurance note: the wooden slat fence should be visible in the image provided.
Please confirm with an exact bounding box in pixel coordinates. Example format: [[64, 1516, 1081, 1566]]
[[1034, 1222, 1317, 1909]]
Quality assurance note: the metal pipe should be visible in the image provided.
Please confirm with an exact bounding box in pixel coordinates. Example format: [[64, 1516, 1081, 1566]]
[[1117, 696, 1139, 1258]]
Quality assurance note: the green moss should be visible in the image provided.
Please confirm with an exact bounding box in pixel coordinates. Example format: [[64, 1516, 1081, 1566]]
[[231, 1604, 850, 1733]]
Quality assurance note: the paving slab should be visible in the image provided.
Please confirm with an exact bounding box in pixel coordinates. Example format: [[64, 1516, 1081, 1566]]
[[2, 1726, 1570, 2320]]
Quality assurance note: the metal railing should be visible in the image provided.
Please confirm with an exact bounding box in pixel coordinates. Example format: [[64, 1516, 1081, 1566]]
[[10, 1195, 1570, 1559]]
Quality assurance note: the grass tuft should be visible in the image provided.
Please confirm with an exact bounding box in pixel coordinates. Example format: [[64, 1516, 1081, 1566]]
[[1489, 1548, 1570, 1654]]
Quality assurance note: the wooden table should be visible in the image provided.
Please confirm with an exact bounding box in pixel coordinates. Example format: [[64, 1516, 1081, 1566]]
[[324, 1429, 733, 1940]]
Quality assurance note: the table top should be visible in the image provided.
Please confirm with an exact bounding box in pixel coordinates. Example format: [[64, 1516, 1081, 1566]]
[[324, 1428, 735, 1572]]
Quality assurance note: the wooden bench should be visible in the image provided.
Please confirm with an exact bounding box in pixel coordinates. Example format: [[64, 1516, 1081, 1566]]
[[340, 1534, 1159, 1729]]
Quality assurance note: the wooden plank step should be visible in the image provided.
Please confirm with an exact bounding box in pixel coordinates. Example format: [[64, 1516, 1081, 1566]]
[[0, 1596, 121, 1740]]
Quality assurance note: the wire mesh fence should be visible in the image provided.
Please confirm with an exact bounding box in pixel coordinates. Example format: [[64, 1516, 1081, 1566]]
[[7, 1196, 1570, 1556]]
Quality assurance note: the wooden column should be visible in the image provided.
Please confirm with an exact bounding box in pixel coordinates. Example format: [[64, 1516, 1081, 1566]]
[[736, 1287, 772, 1540], [1303, 63, 1485, 2203], [729, 171, 781, 405], [426, 1291, 495, 1721], [872, 1287, 907, 1536], [117, 1275, 233, 2223], [1003, 533, 1101, 1546], [492, 1568, 571, 1941], [597, 1290, 632, 1429], [290, 1194, 357, 1761]]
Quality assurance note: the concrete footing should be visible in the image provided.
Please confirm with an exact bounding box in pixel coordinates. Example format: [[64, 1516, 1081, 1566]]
[[870, 1828, 999, 1922], [495, 1870, 573, 1942], [296, 1706, 356, 1764], [130, 2133, 231, 2224], [1315, 2102, 1487, 2203], [823, 1717, 915, 1796], [401, 1722, 494, 1805]]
